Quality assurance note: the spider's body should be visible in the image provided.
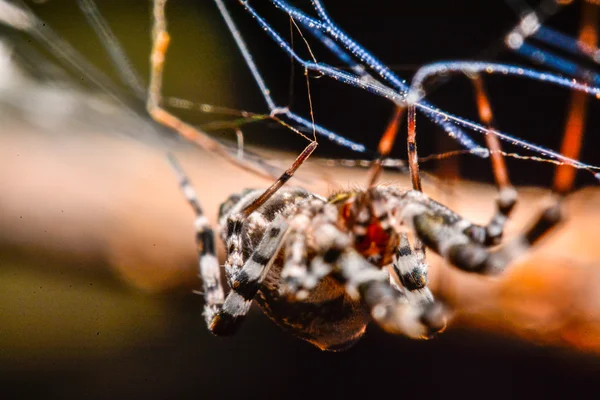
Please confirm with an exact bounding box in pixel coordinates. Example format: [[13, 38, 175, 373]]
[[202, 184, 541, 350], [218, 187, 370, 351], [150, 0, 567, 351]]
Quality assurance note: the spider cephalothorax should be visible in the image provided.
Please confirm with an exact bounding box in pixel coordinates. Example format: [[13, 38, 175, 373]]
[[330, 190, 399, 268], [212, 185, 447, 350]]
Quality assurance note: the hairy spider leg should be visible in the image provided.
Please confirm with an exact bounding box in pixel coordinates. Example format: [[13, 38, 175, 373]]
[[148, 0, 278, 181], [387, 107, 440, 330], [167, 154, 225, 330], [366, 106, 405, 188], [378, 189, 560, 277], [396, 62, 575, 277], [239, 141, 318, 218], [279, 198, 322, 296], [212, 134, 316, 334], [339, 250, 444, 339], [554, 1, 598, 195], [170, 153, 303, 335], [277, 198, 444, 340], [389, 234, 435, 311], [470, 76, 517, 246], [211, 213, 289, 335], [170, 138, 316, 335], [332, 105, 442, 334], [234, 143, 319, 297], [410, 69, 559, 274], [404, 105, 429, 263], [406, 104, 423, 193]]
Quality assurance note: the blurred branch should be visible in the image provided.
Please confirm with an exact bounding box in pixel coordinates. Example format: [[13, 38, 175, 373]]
[[2, 122, 600, 353]]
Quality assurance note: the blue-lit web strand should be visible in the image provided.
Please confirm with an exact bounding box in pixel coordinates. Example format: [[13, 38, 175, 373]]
[[266, 0, 484, 154], [301, 4, 600, 175], [409, 61, 600, 102], [514, 43, 600, 86], [414, 101, 600, 177], [504, 4, 599, 81], [533, 26, 600, 63], [245, 1, 600, 179], [298, 18, 368, 77], [215, 0, 369, 153], [236, 5, 402, 97], [269, 0, 409, 90], [408, 61, 600, 176], [215, 0, 275, 111], [237, 3, 409, 101], [295, 17, 490, 159], [284, 112, 366, 152]]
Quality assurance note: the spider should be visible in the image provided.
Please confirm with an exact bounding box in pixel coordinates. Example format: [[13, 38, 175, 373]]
[[0, 0, 590, 350], [142, 0, 598, 350], [149, 2, 572, 350], [167, 97, 566, 350], [52, 0, 576, 350]]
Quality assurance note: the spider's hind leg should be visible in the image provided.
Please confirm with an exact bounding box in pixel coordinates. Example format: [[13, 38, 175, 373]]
[[470, 76, 517, 246], [169, 154, 289, 335], [167, 154, 225, 329], [339, 250, 445, 339]]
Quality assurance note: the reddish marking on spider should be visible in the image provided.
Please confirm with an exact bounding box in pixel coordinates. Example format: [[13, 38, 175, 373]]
[[357, 222, 391, 267]]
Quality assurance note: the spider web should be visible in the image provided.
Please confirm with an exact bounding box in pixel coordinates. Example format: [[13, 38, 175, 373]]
[[1, 0, 599, 186]]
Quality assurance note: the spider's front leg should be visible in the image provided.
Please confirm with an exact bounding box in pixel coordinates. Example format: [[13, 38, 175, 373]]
[[338, 250, 445, 339], [169, 154, 290, 336], [390, 234, 434, 307], [410, 197, 562, 275], [279, 205, 446, 339], [210, 212, 289, 335]]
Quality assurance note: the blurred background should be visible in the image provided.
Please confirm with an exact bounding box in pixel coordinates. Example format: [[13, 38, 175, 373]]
[[1, 1, 600, 398]]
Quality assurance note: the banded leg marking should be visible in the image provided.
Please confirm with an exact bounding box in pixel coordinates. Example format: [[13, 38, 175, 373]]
[[412, 201, 563, 275], [280, 208, 314, 294], [470, 76, 517, 246], [339, 251, 444, 339], [281, 200, 342, 297], [167, 154, 226, 327], [210, 216, 289, 335], [390, 234, 433, 307]]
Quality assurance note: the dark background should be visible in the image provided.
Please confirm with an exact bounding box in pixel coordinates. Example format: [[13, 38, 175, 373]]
[[3, 1, 600, 399]]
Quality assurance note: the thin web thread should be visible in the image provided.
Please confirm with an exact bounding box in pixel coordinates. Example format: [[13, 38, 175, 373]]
[[235, 0, 600, 180]]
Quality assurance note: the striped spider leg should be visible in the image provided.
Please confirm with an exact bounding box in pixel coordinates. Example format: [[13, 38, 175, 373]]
[[147, 0, 275, 179], [170, 139, 317, 336]]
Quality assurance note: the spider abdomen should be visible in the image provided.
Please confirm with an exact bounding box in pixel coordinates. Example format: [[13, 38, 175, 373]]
[[258, 265, 370, 351]]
